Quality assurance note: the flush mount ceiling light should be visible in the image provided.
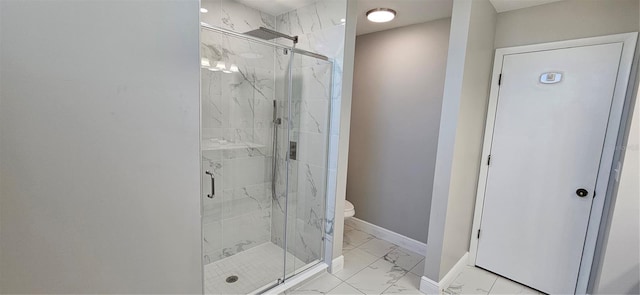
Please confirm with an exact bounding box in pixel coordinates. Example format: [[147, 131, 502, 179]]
[[200, 8, 208, 13], [366, 8, 396, 23]]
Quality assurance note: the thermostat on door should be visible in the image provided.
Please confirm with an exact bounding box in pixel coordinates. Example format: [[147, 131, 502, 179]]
[[540, 72, 562, 84]]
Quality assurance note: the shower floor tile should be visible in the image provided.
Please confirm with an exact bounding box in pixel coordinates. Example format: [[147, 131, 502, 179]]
[[205, 242, 305, 294]]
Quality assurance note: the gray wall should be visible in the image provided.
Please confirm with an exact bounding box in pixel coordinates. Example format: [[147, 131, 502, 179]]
[[347, 18, 451, 243], [495, 0, 639, 48], [0, 1, 202, 293], [423, 0, 496, 281]]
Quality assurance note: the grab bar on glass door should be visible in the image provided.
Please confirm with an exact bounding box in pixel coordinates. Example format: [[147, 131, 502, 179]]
[[205, 171, 215, 199]]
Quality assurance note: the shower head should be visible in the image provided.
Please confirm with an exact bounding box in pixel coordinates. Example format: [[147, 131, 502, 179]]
[[244, 27, 278, 40], [244, 27, 298, 44]]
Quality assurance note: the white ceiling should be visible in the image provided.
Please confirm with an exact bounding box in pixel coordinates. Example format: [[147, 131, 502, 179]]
[[233, 0, 564, 36], [356, 0, 453, 36], [489, 0, 564, 13], [234, 0, 317, 15]]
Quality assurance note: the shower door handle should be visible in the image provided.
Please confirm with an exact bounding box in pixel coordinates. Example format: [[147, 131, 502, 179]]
[[205, 170, 215, 199]]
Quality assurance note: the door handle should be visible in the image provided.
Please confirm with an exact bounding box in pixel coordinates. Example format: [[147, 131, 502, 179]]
[[576, 188, 589, 198], [206, 170, 215, 199]]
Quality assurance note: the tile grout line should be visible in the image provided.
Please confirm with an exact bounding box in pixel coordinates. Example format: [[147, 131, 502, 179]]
[[324, 274, 366, 295], [344, 281, 367, 295], [379, 268, 411, 295], [338, 231, 426, 294], [340, 240, 396, 282], [335, 252, 382, 282], [409, 258, 426, 276], [443, 272, 462, 294], [486, 276, 499, 295], [345, 244, 407, 293], [344, 233, 422, 280], [343, 232, 374, 250]]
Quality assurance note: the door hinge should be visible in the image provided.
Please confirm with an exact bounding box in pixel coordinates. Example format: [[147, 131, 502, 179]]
[[477, 229, 481, 239], [498, 74, 502, 86], [487, 155, 491, 166]]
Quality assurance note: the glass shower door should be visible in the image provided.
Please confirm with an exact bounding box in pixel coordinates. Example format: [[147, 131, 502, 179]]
[[201, 27, 288, 294], [284, 51, 333, 278]]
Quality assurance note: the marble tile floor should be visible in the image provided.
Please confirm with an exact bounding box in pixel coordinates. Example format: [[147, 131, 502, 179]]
[[444, 266, 542, 295], [288, 226, 540, 295], [205, 242, 305, 294], [287, 227, 425, 295]]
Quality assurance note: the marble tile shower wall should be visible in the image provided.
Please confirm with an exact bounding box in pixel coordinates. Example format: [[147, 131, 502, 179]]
[[200, 0, 275, 33], [199, 0, 348, 267], [200, 0, 277, 264], [270, 58, 333, 264], [271, 0, 348, 264]]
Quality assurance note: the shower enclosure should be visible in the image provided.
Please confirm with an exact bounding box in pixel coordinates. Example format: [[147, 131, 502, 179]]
[[200, 23, 333, 294]]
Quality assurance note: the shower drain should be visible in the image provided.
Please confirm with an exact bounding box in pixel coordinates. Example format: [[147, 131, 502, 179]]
[[226, 275, 239, 283]]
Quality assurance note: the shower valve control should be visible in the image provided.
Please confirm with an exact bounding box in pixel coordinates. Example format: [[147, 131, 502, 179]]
[[289, 141, 297, 160]]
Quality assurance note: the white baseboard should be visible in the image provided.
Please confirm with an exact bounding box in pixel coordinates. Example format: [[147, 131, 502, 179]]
[[419, 275, 440, 295], [419, 252, 469, 294], [346, 217, 426, 254], [329, 255, 344, 274]]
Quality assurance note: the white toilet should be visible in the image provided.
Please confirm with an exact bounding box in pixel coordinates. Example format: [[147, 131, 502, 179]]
[[344, 200, 355, 219]]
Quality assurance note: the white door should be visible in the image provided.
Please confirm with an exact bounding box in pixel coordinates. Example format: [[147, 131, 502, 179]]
[[476, 42, 623, 294]]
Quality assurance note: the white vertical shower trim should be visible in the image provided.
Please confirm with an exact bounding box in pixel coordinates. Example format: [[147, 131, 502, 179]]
[[331, 0, 358, 266]]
